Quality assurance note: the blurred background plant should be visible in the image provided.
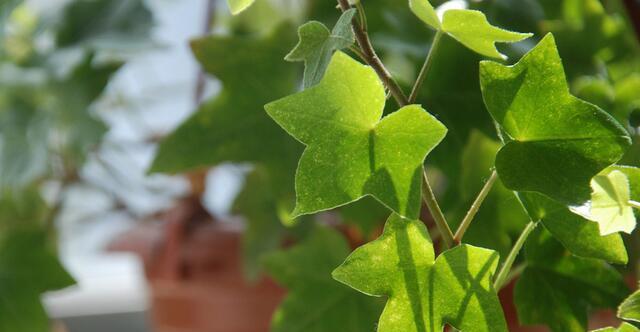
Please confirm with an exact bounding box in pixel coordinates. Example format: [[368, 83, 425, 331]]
[[1, 0, 640, 331]]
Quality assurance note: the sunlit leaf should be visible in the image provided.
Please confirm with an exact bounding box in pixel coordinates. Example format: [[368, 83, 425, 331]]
[[588, 170, 636, 235], [266, 51, 446, 219], [618, 288, 640, 323], [441, 10, 532, 59], [409, 0, 531, 59], [332, 214, 507, 332]]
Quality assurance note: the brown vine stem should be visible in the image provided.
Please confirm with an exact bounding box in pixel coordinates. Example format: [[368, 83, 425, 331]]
[[421, 170, 455, 248], [337, 0, 409, 106], [453, 170, 498, 244]]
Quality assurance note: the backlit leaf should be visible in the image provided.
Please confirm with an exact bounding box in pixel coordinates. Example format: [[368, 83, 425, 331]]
[[266, 51, 446, 219], [618, 288, 640, 323], [227, 0, 255, 15], [588, 170, 636, 235], [441, 10, 532, 60], [409, 0, 531, 59], [332, 214, 507, 332]]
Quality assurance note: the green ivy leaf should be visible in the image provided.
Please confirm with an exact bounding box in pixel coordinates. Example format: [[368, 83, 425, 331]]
[[618, 288, 640, 323], [479, 33, 631, 205], [0, 190, 75, 332], [55, 0, 154, 55], [409, 1, 531, 59], [286, 9, 356, 88], [588, 170, 636, 235], [441, 10, 532, 60], [266, 51, 446, 219], [515, 228, 628, 332], [593, 323, 640, 332], [151, 25, 300, 174], [0, 229, 75, 332], [332, 214, 507, 332], [227, 0, 255, 15], [520, 192, 628, 265], [264, 226, 382, 331], [408, 0, 440, 30]]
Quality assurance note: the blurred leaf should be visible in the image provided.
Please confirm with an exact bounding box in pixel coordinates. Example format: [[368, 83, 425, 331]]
[[0, 190, 74, 332], [266, 52, 446, 219], [151, 25, 300, 177], [285, 9, 356, 88], [0, 0, 21, 38], [227, 0, 255, 15], [264, 226, 382, 332], [333, 214, 507, 332], [515, 228, 629, 332], [593, 323, 640, 332], [480, 33, 630, 205], [55, 0, 154, 56]]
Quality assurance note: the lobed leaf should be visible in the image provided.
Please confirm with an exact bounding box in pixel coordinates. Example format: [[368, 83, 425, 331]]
[[150, 25, 300, 174], [332, 214, 507, 332], [266, 51, 446, 219], [588, 170, 636, 235], [264, 227, 381, 331], [409, 0, 531, 59], [480, 33, 631, 205], [515, 228, 629, 332], [593, 323, 640, 332], [618, 288, 640, 323], [520, 192, 628, 264], [286, 9, 356, 88]]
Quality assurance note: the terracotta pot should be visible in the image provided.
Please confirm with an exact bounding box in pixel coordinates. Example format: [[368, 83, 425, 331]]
[[110, 199, 284, 332]]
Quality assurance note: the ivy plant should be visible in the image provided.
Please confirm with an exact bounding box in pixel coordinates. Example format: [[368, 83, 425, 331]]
[[146, 0, 640, 331]]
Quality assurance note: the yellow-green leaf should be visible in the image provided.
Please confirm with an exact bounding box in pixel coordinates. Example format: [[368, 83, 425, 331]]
[[589, 170, 636, 235], [332, 214, 507, 332], [266, 52, 446, 219], [441, 10, 532, 59]]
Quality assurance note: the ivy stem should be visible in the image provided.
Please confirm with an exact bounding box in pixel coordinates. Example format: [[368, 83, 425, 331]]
[[421, 169, 455, 248], [453, 170, 498, 244], [493, 220, 539, 290], [337, 0, 409, 106], [628, 200, 640, 209], [408, 29, 444, 104]]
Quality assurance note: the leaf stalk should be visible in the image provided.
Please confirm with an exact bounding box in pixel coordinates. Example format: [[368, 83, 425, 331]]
[[493, 220, 539, 290], [453, 170, 498, 243], [409, 29, 443, 103]]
